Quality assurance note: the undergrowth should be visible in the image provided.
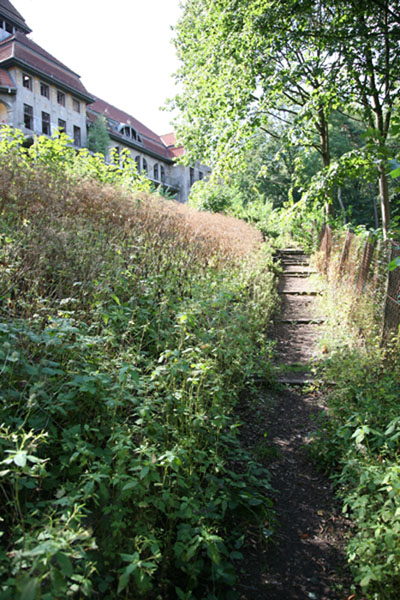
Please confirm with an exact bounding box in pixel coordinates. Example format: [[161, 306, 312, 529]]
[[311, 237, 400, 600], [0, 130, 277, 598]]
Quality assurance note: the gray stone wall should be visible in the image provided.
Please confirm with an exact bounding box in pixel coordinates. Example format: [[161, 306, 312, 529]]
[[9, 68, 87, 145]]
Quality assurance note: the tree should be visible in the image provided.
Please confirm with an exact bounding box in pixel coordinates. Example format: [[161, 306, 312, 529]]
[[173, 0, 400, 236], [172, 0, 343, 217], [326, 0, 400, 237], [87, 115, 110, 157]]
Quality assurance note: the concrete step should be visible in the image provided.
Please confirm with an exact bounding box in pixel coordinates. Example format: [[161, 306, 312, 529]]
[[278, 318, 325, 324], [281, 272, 313, 278], [281, 260, 310, 267], [279, 248, 307, 255], [276, 374, 314, 386], [282, 265, 316, 274], [279, 291, 321, 296]]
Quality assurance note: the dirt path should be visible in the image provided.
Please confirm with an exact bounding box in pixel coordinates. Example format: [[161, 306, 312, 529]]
[[236, 249, 355, 600]]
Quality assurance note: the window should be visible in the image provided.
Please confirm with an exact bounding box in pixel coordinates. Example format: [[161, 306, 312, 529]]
[[189, 167, 195, 187], [142, 158, 148, 173], [73, 125, 81, 146], [135, 155, 141, 171], [40, 82, 49, 98], [58, 119, 66, 132], [23, 104, 33, 129], [22, 74, 32, 90], [42, 111, 50, 135], [5, 22, 13, 34], [121, 125, 137, 140], [120, 125, 141, 141], [72, 99, 80, 113], [153, 164, 159, 180], [57, 91, 66, 106], [199, 171, 204, 180], [160, 166, 166, 183]]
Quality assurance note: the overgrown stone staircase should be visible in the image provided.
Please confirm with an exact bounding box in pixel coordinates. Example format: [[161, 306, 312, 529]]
[[274, 248, 322, 385]]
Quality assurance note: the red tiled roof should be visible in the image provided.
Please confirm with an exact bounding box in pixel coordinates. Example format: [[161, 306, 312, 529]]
[[0, 43, 12, 61], [13, 32, 80, 73], [168, 146, 185, 158], [88, 97, 175, 160], [89, 97, 162, 144], [0, 32, 92, 99], [160, 132, 176, 147], [0, 67, 15, 88], [0, 0, 31, 33], [161, 132, 185, 157]]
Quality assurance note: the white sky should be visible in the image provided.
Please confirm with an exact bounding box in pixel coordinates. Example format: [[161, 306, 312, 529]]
[[13, 0, 182, 134]]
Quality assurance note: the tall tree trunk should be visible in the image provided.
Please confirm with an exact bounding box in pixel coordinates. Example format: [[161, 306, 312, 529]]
[[378, 162, 390, 239], [318, 106, 333, 219]]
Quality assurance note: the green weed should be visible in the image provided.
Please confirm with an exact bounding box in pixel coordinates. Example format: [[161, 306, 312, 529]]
[[311, 239, 400, 599], [0, 129, 276, 598]]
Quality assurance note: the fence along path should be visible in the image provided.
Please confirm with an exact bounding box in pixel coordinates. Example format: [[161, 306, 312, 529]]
[[319, 226, 400, 342]]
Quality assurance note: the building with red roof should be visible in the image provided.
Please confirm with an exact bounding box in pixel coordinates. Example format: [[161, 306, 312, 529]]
[[0, 0, 209, 202]]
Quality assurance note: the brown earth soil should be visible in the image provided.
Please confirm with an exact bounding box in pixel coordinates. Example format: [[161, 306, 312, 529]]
[[234, 249, 360, 600]]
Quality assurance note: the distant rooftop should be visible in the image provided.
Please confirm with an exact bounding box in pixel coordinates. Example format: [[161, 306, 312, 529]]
[[0, 31, 93, 101], [0, 0, 31, 34]]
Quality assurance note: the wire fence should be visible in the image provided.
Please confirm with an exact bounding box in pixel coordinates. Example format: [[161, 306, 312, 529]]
[[318, 225, 400, 342]]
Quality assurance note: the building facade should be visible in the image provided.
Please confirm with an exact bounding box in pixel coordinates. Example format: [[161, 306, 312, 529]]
[[0, 0, 209, 203]]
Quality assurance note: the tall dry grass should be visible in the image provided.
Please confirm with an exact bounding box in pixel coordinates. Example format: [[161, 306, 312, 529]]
[[0, 154, 262, 261], [0, 152, 266, 322]]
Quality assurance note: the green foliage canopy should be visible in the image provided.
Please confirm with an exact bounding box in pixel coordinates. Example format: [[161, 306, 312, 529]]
[[172, 0, 340, 177], [173, 0, 400, 235]]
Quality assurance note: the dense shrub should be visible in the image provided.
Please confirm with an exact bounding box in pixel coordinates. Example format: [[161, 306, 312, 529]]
[[311, 242, 400, 600], [0, 131, 276, 598]]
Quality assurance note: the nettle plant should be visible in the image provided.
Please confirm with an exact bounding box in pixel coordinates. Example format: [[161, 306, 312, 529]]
[[0, 136, 277, 599], [311, 241, 400, 600]]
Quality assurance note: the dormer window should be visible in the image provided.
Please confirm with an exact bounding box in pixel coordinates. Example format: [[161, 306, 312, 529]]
[[119, 124, 142, 143], [121, 125, 136, 139]]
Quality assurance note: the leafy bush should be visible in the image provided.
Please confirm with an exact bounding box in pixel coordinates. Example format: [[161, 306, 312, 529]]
[[0, 130, 276, 598], [311, 242, 400, 600], [189, 179, 234, 213]]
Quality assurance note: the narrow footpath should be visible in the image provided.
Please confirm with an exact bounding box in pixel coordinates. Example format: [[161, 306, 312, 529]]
[[236, 249, 355, 600]]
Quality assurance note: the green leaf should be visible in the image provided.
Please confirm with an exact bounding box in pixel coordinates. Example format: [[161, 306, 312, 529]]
[[117, 563, 137, 594], [122, 481, 138, 491], [360, 573, 373, 588], [13, 451, 27, 468], [111, 294, 121, 306], [140, 466, 149, 479], [389, 166, 400, 179], [388, 256, 400, 271], [56, 552, 74, 577], [20, 578, 40, 600]]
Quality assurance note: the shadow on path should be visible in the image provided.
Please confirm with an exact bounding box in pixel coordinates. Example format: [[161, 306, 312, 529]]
[[235, 249, 356, 600]]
